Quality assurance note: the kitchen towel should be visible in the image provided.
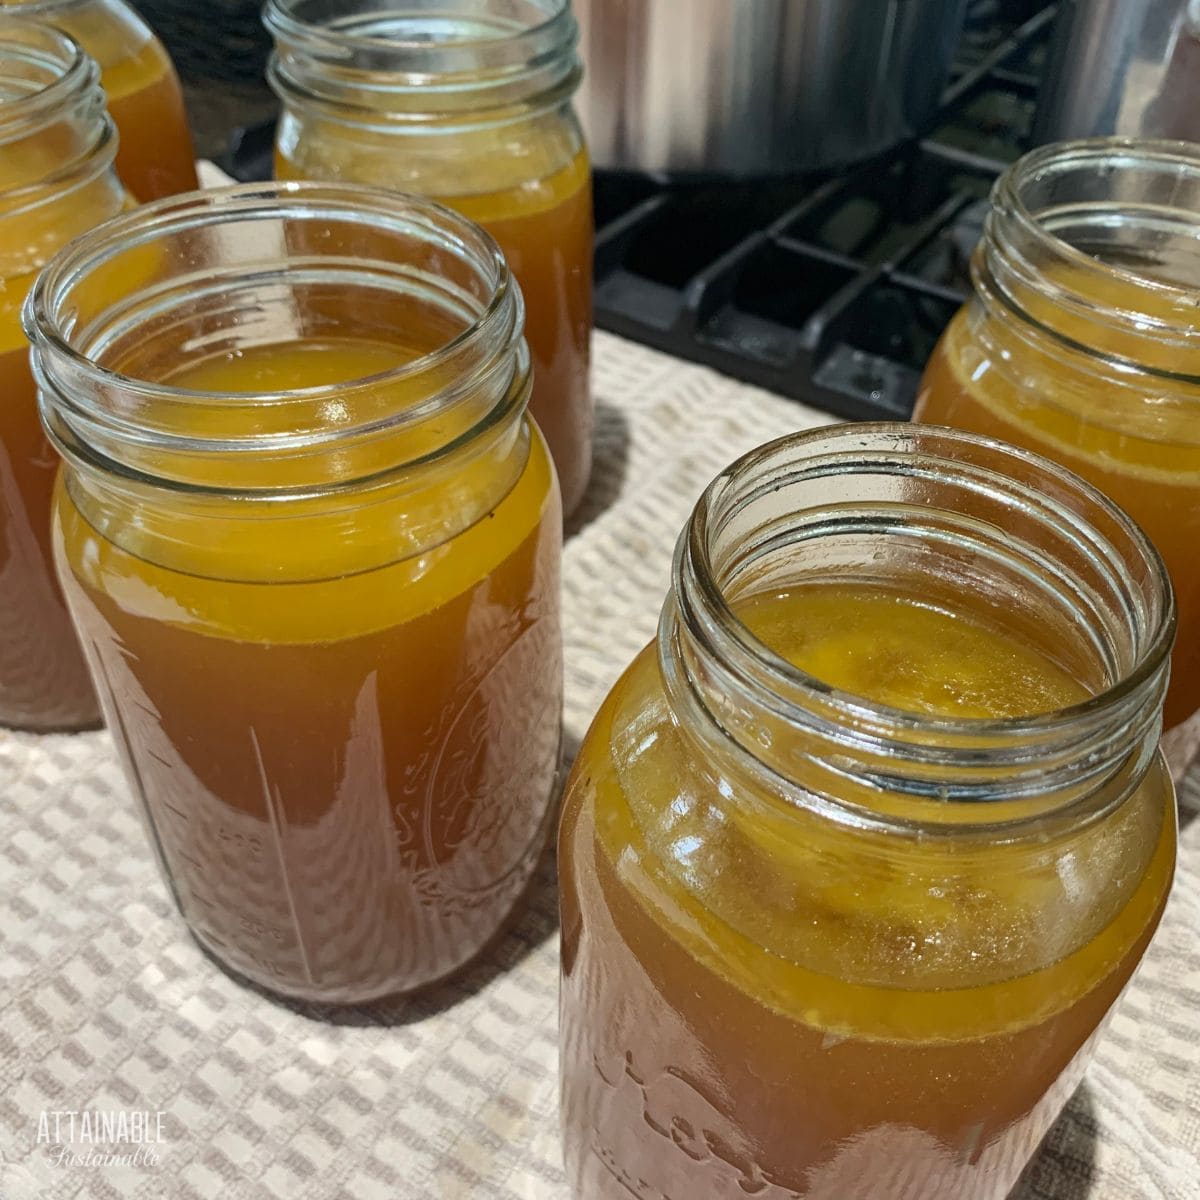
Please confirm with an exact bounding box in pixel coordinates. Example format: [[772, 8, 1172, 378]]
[[0, 330, 1197, 1200]]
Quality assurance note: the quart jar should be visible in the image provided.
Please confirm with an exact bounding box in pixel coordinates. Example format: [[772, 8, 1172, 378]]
[[0, 16, 125, 729], [559, 424, 1176, 1200], [2, 0, 197, 200], [915, 138, 1200, 742], [266, 0, 594, 518], [26, 183, 563, 1004]]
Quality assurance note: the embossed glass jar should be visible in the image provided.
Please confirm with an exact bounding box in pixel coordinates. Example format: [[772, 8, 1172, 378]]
[[559, 424, 1176, 1199], [915, 139, 1200, 747], [27, 183, 563, 1003]]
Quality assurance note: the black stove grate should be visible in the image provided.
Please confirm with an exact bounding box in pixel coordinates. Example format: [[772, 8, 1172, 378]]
[[224, 3, 1056, 420], [588, 4, 1056, 420]]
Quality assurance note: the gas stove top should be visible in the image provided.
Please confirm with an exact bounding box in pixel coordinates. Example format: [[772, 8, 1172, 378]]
[[586, 4, 1055, 421], [224, 3, 1056, 421]]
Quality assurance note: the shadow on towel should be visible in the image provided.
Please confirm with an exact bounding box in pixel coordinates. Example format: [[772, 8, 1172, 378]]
[[565, 401, 632, 540], [1011, 1082, 1099, 1200]]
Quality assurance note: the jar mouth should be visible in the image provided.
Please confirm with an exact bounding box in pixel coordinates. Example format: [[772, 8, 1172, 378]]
[[265, 0, 580, 123], [0, 16, 115, 217], [0, 16, 95, 139], [662, 423, 1175, 824], [25, 181, 530, 495], [267, 0, 572, 51], [980, 136, 1200, 382], [265, 0, 574, 69], [686, 423, 1175, 737]]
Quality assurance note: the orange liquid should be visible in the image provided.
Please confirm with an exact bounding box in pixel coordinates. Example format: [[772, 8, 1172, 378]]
[[0, 109, 128, 727], [36, 2, 197, 201], [451, 154, 594, 518], [276, 145, 594, 516], [560, 585, 1174, 1199], [102, 39, 197, 202], [0, 337, 100, 728], [54, 338, 562, 1002], [916, 305, 1200, 731]]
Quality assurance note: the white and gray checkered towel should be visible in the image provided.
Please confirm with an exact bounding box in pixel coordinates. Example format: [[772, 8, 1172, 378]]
[[1, 331, 1197, 1199]]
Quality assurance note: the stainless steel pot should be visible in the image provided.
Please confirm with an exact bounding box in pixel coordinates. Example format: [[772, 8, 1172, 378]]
[[1034, 0, 1200, 143], [574, 0, 968, 176]]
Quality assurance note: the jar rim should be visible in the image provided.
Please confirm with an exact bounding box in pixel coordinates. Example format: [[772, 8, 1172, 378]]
[[264, 0, 580, 125], [681, 422, 1175, 741], [659, 422, 1175, 829], [998, 136, 1200, 305], [981, 135, 1200, 381], [25, 180, 532, 497], [264, 0, 575, 75], [0, 15, 95, 139], [26, 180, 515, 410]]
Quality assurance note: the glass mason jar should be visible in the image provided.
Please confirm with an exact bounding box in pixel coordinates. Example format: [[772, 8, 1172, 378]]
[[915, 138, 1200, 746], [559, 424, 1176, 1200], [0, 16, 126, 729], [2, 0, 197, 200], [26, 183, 563, 1004], [266, 0, 594, 518]]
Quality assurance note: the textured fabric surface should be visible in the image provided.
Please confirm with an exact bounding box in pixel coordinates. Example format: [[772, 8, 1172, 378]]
[[0, 331, 1198, 1200]]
